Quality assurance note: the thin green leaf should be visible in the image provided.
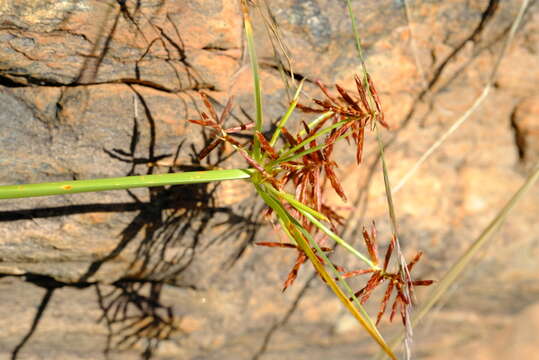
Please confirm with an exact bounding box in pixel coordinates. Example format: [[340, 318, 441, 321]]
[[270, 79, 305, 147], [0, 169, 253, 200], [242, 0, 263, 160], [293, 204, 377, 269], [279, 120, 347, 160], [267, 179, 377, 268], [344, 0, 377, 116], [255, 184, 396, 359], [297, 111, 334, 138], [267, 186, 329, 222]]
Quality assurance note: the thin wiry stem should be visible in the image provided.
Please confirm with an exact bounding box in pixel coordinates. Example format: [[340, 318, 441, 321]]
[[393, 0, 532, 194], [376, 127, 414, 359], [378, 163, 539, 359], [392, 87, 490, 194], [402, 0, 428, 89]]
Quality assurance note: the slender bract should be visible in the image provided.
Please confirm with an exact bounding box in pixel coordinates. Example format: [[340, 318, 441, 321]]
[[0, 169, 252, 199], [270, 79, 305, 147], [255, 184, 396, 360]]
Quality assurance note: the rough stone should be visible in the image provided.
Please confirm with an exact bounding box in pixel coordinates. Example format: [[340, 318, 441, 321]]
[[1, 0, 539, 359], [512, 95, 539, 167]]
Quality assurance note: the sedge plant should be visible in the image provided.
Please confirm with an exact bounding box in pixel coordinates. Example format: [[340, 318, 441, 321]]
[[3, 1, 537, 359], [0, 2, 419, 357]]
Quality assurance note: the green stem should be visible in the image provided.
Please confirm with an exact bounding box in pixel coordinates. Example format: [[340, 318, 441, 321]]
[[242, 1, 263, 160], [0, 169, 252, 199], [275, 119, 348, 162], [269, 79, 304, 147], [265, 185, 377, 268]]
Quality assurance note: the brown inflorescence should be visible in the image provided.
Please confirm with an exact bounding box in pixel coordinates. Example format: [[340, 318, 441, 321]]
[[189, 75, 432, 328], [339, 223, 434, 325]]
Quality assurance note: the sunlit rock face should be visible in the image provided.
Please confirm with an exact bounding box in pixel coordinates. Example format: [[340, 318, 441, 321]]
[[1, 1, 538, 359]]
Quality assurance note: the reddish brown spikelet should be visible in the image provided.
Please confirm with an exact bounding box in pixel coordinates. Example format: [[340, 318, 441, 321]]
[[281, 127, 298, 146], [282, 252, 306, 291], [407, 251, 423, 272], [198, 139, 221, 160], [301, 121, 311, 137], [324, 165, 347, 201], [366, 74, 389, 129], [200, 111, 210, 121], [190, 93, 256, 160], [219, 95, 235, 124], [356, 126, 365, 163], [389, 294, 400, 322], [321, 204, 345, 228], [362, 226, 379, 265], [412, 280, 434, 286], [188, 119, 218, 128], [339, 269, 375, 279], [376, 280, 395, 325], [383, 235, 396, 272], [255, 242, 297, 249], [296, 103, 326, 113], [324, 121, 353, 158], [354, 75, 370, 112], [222, 135, 242, 147], [332, 264, 347, 273], [396, 283, 410, 305], [335, 84, 361, 112], [308, 116, 331, 140], [318, 246, 333, 253], [255, 131, 279, 160], [316, 80, 339, 106], [359, 272, 382, 304], [199, 92, 218, 122], [313, 98, 333, 109]]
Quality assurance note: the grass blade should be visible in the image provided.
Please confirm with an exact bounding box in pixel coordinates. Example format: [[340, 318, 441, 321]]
[[267, 186, 329, 222], [241, 0, 263, 160], [0, 169, 253, 199], [279, 192, 377, 269], [270, 79, 305, 146], [344, 0, 368, 79]]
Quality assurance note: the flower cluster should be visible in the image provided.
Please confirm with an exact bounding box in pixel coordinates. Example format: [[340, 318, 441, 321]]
[[188, 74, 432, 326], [340, 224, 433, 325]]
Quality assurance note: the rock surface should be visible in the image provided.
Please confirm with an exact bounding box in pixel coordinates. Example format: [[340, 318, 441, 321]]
[[1, 0, 539, 359]]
